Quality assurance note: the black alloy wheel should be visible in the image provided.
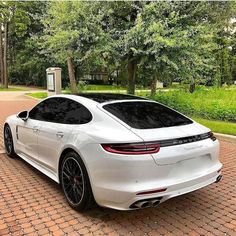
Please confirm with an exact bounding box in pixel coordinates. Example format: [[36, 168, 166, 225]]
[[4, 125, 16, 158], [60, 151, 95, 211]]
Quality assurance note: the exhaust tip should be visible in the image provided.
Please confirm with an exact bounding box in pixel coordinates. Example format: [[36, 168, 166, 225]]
[[215, 175, 223, 183], [129, 197, 163, 209], [152, 200, 160, 207], [141, 201, 151, 208]]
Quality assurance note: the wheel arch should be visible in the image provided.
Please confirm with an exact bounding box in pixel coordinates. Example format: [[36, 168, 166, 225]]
[[58, 147, 91, 185]]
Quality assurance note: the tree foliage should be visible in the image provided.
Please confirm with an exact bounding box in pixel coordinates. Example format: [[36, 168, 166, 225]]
[[1, 1, 235, 94]]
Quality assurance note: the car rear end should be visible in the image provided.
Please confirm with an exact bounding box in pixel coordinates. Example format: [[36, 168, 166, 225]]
[[88, 99, 222, 210]]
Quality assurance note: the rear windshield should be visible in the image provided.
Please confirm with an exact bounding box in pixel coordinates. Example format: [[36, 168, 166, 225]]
[[103, 101, 193, 129]]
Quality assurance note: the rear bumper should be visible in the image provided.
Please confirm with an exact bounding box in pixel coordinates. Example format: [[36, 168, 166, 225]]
[[80, 138, 222, 210], [93, 163, 222, 210]]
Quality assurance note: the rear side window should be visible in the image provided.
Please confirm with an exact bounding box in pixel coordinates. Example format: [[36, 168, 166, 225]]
[[103, 101, 193, 129], [57, 98, 92, 124]]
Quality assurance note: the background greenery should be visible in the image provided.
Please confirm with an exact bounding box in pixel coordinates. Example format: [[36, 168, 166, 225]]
[[1, 1, 236, 135], [153, 87, 236, 122], [0, 1, 235, 94]]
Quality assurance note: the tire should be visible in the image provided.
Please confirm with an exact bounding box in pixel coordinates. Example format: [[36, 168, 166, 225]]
[[60, 151, 95, 211], [4, 124, 16, 158]]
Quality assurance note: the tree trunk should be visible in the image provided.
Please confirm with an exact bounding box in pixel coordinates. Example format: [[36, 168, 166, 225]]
[[67, 56, 77, 94], [150, 74, 157, 97], [0, 25, 4, 86], [3, 22, 8, 89], [127, 58, 137, 95], [189, 77, 195, 93]]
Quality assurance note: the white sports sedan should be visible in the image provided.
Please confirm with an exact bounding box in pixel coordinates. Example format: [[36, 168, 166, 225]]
[[4, 93, 222, 211]]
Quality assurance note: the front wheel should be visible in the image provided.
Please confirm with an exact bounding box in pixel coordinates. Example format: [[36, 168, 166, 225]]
[[4, 124, 16, 158], [60, 151, 95, 211]]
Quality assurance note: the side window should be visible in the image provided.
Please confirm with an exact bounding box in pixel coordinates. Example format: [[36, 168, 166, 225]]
[[29, 98, 92, 124], [57, 98, 92, 124], [29, 98, 61, 122]]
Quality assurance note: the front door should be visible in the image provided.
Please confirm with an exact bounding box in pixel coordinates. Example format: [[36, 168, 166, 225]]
[[16, 118, 40, 161]]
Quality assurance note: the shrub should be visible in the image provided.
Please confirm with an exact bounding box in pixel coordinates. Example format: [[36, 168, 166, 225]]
[[153, 87, 236, 122]]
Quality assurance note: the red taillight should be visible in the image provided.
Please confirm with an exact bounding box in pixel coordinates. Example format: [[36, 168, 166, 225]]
[[101, 142, 160, 155], [137, 188, 167, 195]]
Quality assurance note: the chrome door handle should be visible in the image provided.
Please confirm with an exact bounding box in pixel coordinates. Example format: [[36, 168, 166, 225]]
[[56, 132, 64, 138]]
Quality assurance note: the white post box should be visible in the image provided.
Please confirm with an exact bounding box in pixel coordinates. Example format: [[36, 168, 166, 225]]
[[46, 67, 62, 96]]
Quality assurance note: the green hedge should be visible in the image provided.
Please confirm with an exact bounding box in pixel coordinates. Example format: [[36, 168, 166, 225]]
[[153, 87, 236, 122]]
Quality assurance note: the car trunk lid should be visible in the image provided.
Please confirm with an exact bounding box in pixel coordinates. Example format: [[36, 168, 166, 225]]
[[130, 122, 211, 165]]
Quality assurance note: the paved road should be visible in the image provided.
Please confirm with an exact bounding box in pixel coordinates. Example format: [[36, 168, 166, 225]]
[[0, 92, 235, 236]]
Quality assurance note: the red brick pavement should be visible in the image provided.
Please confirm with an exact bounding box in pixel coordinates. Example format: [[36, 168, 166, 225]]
[[0, 96, 236, 236], [0, 100, 38, 150]]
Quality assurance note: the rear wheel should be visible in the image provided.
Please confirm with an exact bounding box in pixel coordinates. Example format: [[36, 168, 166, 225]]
[[4, 124, 16, 158], [60, 151, 95, 211]]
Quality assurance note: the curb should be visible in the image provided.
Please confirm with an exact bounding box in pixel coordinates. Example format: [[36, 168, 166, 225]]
[[0, 150, 6, 154], [24, 94, 43, 101], [215, 132, 236, 140]]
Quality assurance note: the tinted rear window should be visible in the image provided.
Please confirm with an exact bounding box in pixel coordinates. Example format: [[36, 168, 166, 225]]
[[103, 102, 193, 129]]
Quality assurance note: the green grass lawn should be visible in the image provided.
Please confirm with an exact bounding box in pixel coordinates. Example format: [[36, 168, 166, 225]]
[[27, 92, 48, 99], [0, 86, 25, 91], [192, 117, 236, 136], [153, 86, 236, 122]]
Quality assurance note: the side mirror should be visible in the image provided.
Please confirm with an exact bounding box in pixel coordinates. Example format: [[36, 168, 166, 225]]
[[17, 110, 29, 121]]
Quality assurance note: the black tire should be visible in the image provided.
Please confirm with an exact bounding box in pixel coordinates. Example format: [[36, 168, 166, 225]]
[[4, 124, 16, 158], [60, 151, 95, 211]]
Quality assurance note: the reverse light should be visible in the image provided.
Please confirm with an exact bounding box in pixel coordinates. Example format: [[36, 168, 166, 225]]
[[101, 142, 160, 155]]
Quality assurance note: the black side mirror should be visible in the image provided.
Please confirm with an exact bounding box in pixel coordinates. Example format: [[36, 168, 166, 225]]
[[17, 110, 29, 121]]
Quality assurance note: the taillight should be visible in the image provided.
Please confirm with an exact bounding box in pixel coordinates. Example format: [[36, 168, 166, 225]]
[[101, 142, 160, 155], [209, 132, 217, 141], [137, 188, 167, 195]]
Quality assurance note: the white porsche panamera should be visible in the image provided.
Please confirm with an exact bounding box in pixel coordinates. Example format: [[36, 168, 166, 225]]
[[4, 93, 222, 211]]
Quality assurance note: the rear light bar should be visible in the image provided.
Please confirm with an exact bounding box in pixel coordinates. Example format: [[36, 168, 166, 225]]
[[101, 142, 160, 155], [137, 188, 167, 195], [101, 132, 215, 155]]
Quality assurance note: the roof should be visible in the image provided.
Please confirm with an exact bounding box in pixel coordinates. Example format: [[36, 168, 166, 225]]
[[76, 93, 147, 103]]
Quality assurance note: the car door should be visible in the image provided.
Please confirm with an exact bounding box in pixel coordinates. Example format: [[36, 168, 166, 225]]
[[16, 118, 41, 161], [16, 100, 54, 160], [37, 98, 92, 173]]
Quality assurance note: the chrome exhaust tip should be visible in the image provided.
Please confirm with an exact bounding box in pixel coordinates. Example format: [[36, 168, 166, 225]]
[[152, 200, 160, 207], [215, 175, 223, 183], [141, 201, 152, 208], [129, 197, 163, 209], [134, 201, 150, 208]]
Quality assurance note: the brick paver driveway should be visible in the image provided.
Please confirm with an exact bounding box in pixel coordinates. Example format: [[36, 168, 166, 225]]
[[0, 93, 235, 236]]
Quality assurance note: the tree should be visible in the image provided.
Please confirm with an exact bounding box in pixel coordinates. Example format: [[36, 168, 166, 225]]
[[141, 2, 235, 94], [42, 1, 103, 93], [0, 1, 33, 88], [209, 1, 236, 85], [98, 1, 147, 94], [0, 23, 4, 85]]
